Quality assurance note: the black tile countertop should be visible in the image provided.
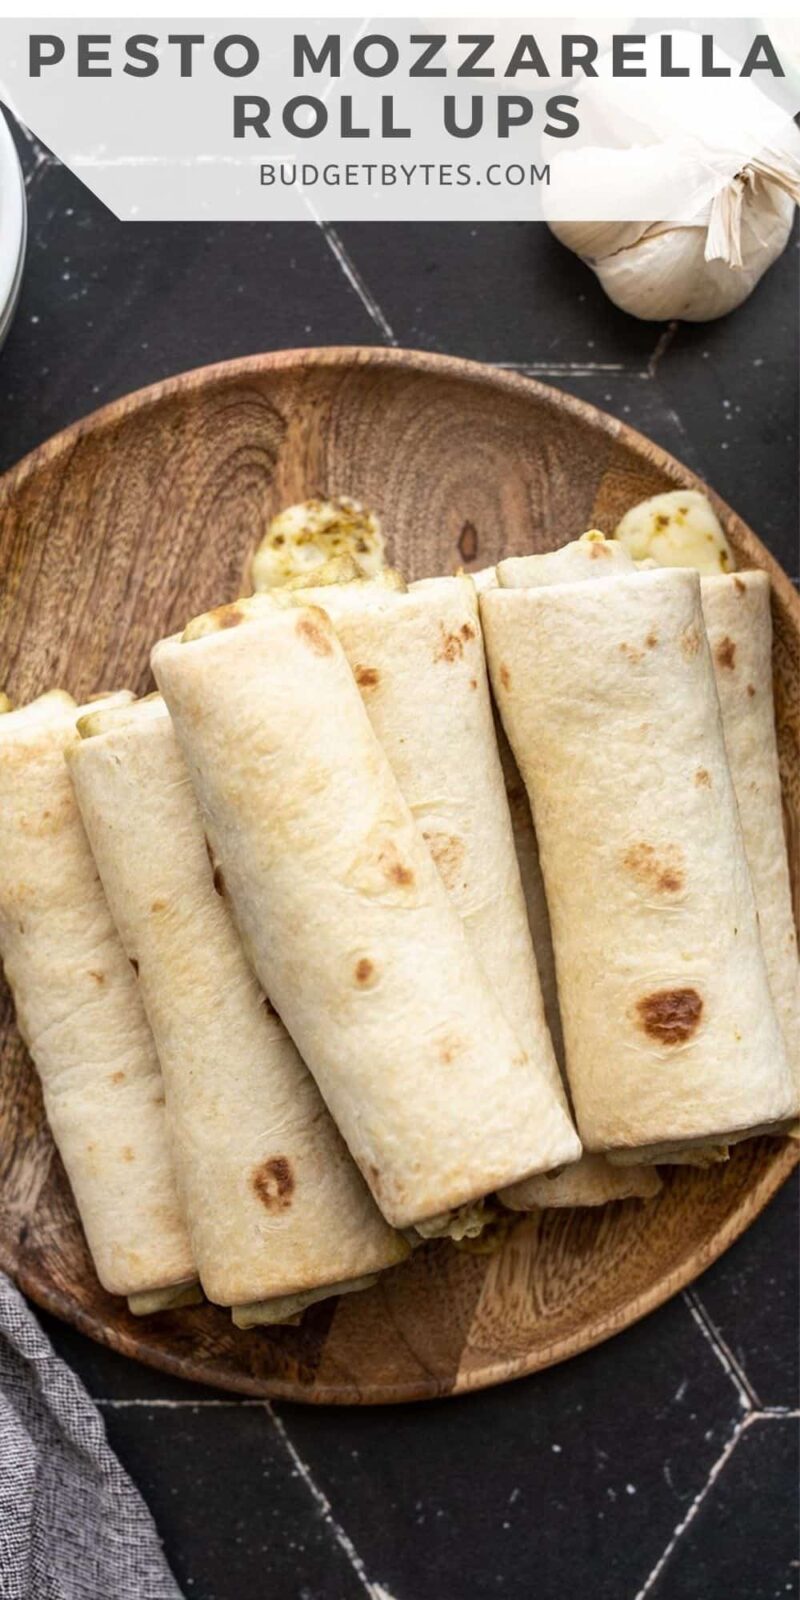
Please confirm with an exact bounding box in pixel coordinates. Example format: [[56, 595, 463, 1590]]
[[2, 117, 798, 1600]]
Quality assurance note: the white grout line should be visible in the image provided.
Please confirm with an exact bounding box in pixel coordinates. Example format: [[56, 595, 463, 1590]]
[[494, 360, 627, 374], [96, 1396, 265, 1408], [23, 149, 53, 193], [266, 1402, 400, 1600], [307, 10, 397, 350], [316, 220, 398, 346], [631, 1413, 750, 1600], [682, 1288, 760, 1413]]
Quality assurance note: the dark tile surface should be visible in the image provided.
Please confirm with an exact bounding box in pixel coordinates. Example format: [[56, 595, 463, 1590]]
[[337, 219, 657, 366], [0, 147, 377, 475], [275, 1294, 741, 1600], [2, 119, 798, 1600], [687, 1171, 799, 1411], [100, 1403, 368, 1600], [646, 1416, 800, 1600]]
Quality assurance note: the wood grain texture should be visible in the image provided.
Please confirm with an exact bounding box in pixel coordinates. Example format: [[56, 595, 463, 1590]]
[[0, 346, 797, 1404]]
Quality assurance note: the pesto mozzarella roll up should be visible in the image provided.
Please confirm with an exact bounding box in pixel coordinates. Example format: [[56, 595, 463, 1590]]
[[472, 562, 659, 1207], [153, 603, 581, 1230], [701, 570, 800, 1111], [495, 726, 660, 1209], [0, 692, 196, 1306], [68, 696, 407, 1317], [480, 563, 797, 1161]]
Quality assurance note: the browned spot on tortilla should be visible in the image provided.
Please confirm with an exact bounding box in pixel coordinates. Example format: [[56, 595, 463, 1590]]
[[636, 987, 703, 1045], [122, 1145, 135, 1163], [590, 539, 613, 557], [470, 677, 478, 690], [110, 1070, 125, 1085], [715, 636, 736, 671], [355, 664, 380, 690], [354, 957, 374, 985], [151, 899, 166, 914], [747, 683, 756, 698], [435, 625, 465, 664], [695, 767, 712, 788], [423, 829, 466, 893], [623, 842, 685, 895], [295, 612, 334, 656], [680, 625, 701, 659], [460, 622, 476, 641], [215, 604, 245, 629], [437, 1033, 465, 1065], [458, 520, 478, 563], [252, 1156, 294, 1211], [89, 969, 105, 985], [499, 663, 511, 691], [645, 631, 659, 649], [734, 576, 746, 594], [129, 958, 139, 976], [212, 865, 226, 897], [388, 860, 414, 887], [619, 641, 644, 664], [152, 1091, 165, 1107], [378, 842, 415, 889]]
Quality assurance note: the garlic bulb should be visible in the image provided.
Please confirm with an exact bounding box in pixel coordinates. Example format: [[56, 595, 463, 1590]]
[[551, 153, 799, 321], [548, 26, 800, 322]]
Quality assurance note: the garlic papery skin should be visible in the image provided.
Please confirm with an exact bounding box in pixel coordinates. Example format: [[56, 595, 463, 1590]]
[[550, 143, 799, 322], [547, 25, 800, 324], [613, 490, 734, 575]]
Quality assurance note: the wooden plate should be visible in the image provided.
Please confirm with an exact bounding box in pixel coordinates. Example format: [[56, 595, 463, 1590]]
[[1, 347, 797, 1405]]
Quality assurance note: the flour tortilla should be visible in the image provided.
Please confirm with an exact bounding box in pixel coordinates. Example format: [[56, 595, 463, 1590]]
[[486, 544, 732, 1171], [153, 603, 581, 1229], [472, 564, 659, 1206], [497, 530, 634, 588], [0, 692, 196, 1303], [480, 564, 797, 1156], [492, 540, 728, 1169], [494, 722, 660, 1208], [700, 570, 800, 1118], [68, 695, 407, 1312]]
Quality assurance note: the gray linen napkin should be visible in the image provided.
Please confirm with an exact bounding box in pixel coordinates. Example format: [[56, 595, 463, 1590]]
[[0, 1272, 184, 1600]]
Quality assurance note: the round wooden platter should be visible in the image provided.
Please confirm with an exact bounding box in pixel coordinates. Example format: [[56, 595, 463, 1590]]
[[0, 346, 797, 1405]]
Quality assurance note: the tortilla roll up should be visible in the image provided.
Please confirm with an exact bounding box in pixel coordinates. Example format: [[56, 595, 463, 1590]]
[[0, 692, 196, 1305], [494, 725, 661, 1208], [68, 696, 407, 1316], [152, 603, 581, 1230], [480, 561, 797, 1160], [700, 570, 800, 1117], [467, 563, 659, 1207]]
